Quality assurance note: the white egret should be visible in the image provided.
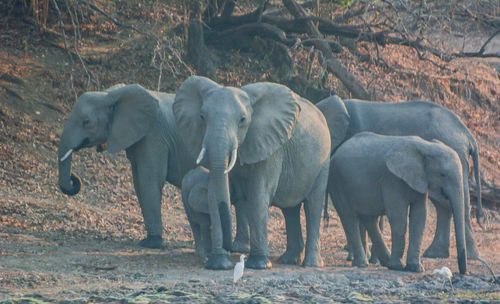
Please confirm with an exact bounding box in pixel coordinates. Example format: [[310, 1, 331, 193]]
[[433, 266, 454, 291], [233, 255, 245, 283]]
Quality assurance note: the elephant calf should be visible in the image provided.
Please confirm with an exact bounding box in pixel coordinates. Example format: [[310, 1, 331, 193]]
[[329, 132, 466, 274], [181, 167, 232, 269]]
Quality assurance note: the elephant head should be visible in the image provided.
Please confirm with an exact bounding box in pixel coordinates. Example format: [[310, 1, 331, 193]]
[[385, 138, 467, 274], [173, 76, 300, 266], [315, 95, 349, 152], [58, 84, 159, 196]]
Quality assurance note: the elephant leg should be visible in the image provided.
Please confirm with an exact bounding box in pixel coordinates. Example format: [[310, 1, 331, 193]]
[[192, 222, 205, 258], [232, 200, 250, 254], [333, 198, 368, 267], [384, 192, 408, 271], [346, 222, 366, 262], [363, 215, 390, 266], [302, 165, 328, 267], [463, 176, 480, 259], [278, 204, 305, 265], [182, 203, 205, 257], [129, 156, 166, 249], [423, 202, 451, 258], [405, 200, 427, 272], [368, 217, 382, 264], [246, 195, 272, 269], [201, 223, 212, 259], [359, 222, 371, 260]]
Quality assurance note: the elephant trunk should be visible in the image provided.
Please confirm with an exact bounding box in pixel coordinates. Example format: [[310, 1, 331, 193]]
[[57, 128, 82, 196], [449, 185, 467, 274], [207, 141, 233, 254]]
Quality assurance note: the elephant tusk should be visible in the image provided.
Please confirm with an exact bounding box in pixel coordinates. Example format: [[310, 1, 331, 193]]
[[60, 149, 73, 162], [196, 146, 206, 165], [225, 148, 238, 174]]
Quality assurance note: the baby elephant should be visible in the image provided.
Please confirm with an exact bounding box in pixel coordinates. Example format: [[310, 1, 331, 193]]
[[181, 167, 232, 269], [329, 132, 466, 274]]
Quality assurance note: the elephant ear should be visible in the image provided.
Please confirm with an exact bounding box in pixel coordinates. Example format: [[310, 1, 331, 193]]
[[173, 76, 222, 158], [105, 84, 159, 153], [240, 82, 301, 165], [386, 144, 428, 194], [316, 95, 350, 152]]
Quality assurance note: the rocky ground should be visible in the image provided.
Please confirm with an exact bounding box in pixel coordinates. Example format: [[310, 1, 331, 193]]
[[0, 1, 499, 303]]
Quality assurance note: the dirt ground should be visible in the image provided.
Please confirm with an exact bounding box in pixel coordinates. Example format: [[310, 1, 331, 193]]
[[1, 1, 500, 303], [1, 194, 500, 303]]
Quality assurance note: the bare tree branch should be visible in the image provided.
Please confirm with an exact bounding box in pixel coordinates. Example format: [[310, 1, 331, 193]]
[[282, 0, 371, 100]]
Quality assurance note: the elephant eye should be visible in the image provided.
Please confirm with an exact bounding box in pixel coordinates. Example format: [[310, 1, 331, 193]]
[[200, 114, 205, 121], [239, 116, 246, 124], [82, 119, 91, 128]]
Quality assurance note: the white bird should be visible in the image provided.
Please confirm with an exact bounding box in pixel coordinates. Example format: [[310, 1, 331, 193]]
[[233, 254, 245, 283], [433, 266, 454, 291]]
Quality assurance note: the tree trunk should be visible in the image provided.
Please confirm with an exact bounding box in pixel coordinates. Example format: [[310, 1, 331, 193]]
[[186, 0, 217, 79]]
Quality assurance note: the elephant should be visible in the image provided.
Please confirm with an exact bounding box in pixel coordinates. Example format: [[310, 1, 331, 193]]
[[181, 166, 233, 269], [57, 83, 210, 249], [173, 76, 331, 269], [316, 95, 483, 260], [329, 132, 467, 274]]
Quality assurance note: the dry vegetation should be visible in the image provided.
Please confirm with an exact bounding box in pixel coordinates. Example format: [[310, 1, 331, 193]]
[[0, 0, 499, 302]]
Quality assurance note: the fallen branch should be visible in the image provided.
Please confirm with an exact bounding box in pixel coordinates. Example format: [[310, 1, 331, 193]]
[[301, 38, 343, 53], [470, 176, 500, 211], [206, 22, 293, 49], [207, 1, 268, 30]]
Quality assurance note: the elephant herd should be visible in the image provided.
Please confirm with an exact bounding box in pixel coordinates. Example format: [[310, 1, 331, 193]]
[[57, 76, 484, 275]]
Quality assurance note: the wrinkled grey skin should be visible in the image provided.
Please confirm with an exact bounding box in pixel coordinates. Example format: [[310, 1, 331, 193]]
[[181, 166, 233, 269], [173, 76, 331, 270], [329, 132, 467, 274], [57, 84, 224, 249], [317, 96, 483, 259]]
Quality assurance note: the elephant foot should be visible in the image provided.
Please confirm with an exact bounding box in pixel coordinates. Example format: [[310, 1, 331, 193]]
[[303, 252, 323, 268], [139, 236, 164, 249], [205, 253, 232, 270], [423, 245, 450, 259], [369, 254, 380, 265], [231, 241, 250, 254], [346, 250, 353, 261], [404, 262, 424, 273], [352, 258, 368, 268], [246, 255, 272, 269], [278, 248, 304, 265], [386, 260, 404, 271], [195, 246, 209, 259]]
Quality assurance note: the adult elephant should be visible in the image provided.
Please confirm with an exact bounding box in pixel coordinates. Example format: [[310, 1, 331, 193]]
[[316, 95, 484, 259], [329, 132, 467, 274], [57, 84, 210, 249], [173, 76, 331, 269]]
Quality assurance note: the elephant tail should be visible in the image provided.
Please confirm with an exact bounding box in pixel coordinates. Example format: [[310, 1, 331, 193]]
[[470, 138, 484, 226]]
